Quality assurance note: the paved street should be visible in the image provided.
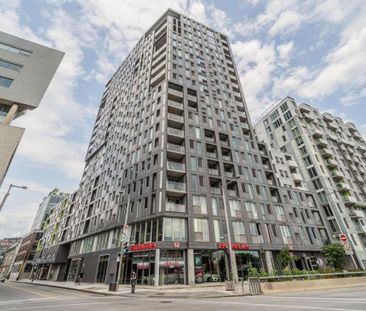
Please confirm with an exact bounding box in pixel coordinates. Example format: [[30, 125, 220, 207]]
[[1, 282, 366, 310]]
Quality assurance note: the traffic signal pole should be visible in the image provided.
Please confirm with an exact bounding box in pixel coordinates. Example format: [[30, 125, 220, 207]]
[[116, 193, 130, 290]]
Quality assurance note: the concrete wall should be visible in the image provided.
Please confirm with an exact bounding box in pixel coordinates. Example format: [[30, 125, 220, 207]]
[[261, 276, 366, 293]]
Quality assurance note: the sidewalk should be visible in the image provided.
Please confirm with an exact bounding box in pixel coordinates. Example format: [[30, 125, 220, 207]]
[[16, 279, 245, 298]]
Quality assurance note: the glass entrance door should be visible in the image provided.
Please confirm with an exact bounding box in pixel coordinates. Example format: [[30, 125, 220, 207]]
[[96, 255, 109, 283]]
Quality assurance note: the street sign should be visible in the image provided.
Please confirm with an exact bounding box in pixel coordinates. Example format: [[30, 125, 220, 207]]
[[339, 233, 347, 242], [122, 224, 129, 234], [120, 234, 128, 242], [342, 242, 351, 251]]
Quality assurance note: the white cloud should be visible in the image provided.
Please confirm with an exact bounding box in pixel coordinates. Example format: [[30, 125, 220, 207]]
[[269, 10, 303, 37], [231, 40, 276, 119]]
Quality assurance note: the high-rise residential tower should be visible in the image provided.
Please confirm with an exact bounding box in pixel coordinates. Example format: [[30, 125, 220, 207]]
[[31, 188, 68, 231], [0, 31, 64, 187], [255, 96, 366, 269], [37, 10, 331, 285]]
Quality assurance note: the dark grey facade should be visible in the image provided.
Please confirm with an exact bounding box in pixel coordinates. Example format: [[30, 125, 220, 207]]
[[37, 10, 331, 286]]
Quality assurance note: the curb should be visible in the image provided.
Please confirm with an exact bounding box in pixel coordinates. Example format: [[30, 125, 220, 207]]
[[13, 281, 244, 299]]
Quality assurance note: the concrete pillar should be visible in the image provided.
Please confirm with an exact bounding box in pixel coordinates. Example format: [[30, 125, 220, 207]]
[[264, 251, 274, 274], [2, 104, 19, 125], [187, 249, 195, 285], [154, 248, 160, 286], [47, 264, 52, 280]]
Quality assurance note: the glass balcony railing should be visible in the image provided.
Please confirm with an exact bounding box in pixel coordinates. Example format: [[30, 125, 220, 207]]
[[166, 181, 186, 192], [167, 143, 185, 153], [167, 161, 185, 171], [167, 127, 184, 138]]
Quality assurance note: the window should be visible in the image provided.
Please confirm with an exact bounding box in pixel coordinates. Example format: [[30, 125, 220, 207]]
[[0, 59, 23, 72], [192, 195, 207, 214], [213, 220, 220, 242], [194, 218, 209, 241], [211, 197, 219, 216], [163, 217, 187, 241], [245, 202, 258, 219], [0, 42, 32, 57], [229, 200, 242, 217], [0, 76, 13, 88], [233, 221, 246, 242]]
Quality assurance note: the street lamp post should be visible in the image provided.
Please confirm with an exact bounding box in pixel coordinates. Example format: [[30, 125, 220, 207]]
[[0, 184, 27, 212], [222, 177, 240, 293], [116, 192, 130, 290]]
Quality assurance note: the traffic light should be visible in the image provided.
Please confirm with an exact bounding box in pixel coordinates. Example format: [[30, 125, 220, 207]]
[[123, 242, 129, 254]]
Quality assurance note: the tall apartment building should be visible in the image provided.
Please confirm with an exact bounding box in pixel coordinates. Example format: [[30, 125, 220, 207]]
[[255, 96, 366, 269], [0, 31, 64, 187], [31, 188, 68, 230], [37, 10, 331, 285]]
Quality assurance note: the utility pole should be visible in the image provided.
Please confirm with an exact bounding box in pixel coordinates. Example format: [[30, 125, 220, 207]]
[[222, 179, 240, 293], [116, 193, 130, 290]]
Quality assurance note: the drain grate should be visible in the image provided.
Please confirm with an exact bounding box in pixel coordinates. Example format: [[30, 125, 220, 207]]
[[160, 301, 173, 303]]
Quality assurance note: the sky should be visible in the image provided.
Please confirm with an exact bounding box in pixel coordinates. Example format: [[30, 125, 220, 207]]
[[0, 0, 366, 238]]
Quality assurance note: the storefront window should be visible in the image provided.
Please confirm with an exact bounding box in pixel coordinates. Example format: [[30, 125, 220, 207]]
[[123, 251, 155, 285], [194, 250, 227, 283], [235, 250, 261, 280], [159, 250, 185, 285]]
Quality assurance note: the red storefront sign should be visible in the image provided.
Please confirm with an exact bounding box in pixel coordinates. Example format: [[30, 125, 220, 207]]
[[129, 242, 157, 252], [217, 242, 250, 250]]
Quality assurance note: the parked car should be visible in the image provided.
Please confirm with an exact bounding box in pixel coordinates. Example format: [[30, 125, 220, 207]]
[[203, 273, 220, 282]]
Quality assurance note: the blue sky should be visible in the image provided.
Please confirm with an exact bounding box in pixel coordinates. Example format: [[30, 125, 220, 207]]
[[0, 0, 366, 238]]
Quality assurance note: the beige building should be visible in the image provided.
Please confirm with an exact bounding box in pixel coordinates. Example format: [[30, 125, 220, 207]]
[[0, 31, 64, 186]]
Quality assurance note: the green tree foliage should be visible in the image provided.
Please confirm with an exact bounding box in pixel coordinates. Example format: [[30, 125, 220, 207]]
[[322, 243, 346, 270], [277, 248, 298, 271]]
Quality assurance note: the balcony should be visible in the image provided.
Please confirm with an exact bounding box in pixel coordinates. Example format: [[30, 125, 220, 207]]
[[316, 138, 328, 148], [167, 112, 184, 124], [227, 190, 237, 197], [224, 171, 234, 178], [167, 127, 184, 138], [165, 202, 186, 213], [331, 169, 343, 180], [222, 155, 232, 162], [322, 113, 334, 123], [311, 130, 323, 139], [343, 195, 358, 206], [349, 208, 365, 218], [205, 136, 215, 143], [208, 168, 219, 176], [210, 187, 222, 195], [337, 182, 351, 193], [303, 111, 315, 122], [346, 122, 357, 133], [167, 143, 185, 154], [291, 172, 303, 182], [168, 100, 184, 112], [287, 160, 298, 169], [299, 103, 311, 113], [167, 161, 185, 173], [168, 88, 183, 101], [320, 148, 332, 158], [166, 181, 186, 193], [325, 159, 338, 169], [206, 152, 217, 159]]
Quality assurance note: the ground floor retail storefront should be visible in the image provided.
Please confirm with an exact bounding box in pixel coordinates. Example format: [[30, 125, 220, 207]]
[[60, 243, 323, 286]]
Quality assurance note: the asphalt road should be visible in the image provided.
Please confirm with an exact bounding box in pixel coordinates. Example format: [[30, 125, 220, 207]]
[[1, 281, 366, 311]]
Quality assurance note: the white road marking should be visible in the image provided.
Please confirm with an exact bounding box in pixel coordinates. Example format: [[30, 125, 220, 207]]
[[255, 295, 366, 301]]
